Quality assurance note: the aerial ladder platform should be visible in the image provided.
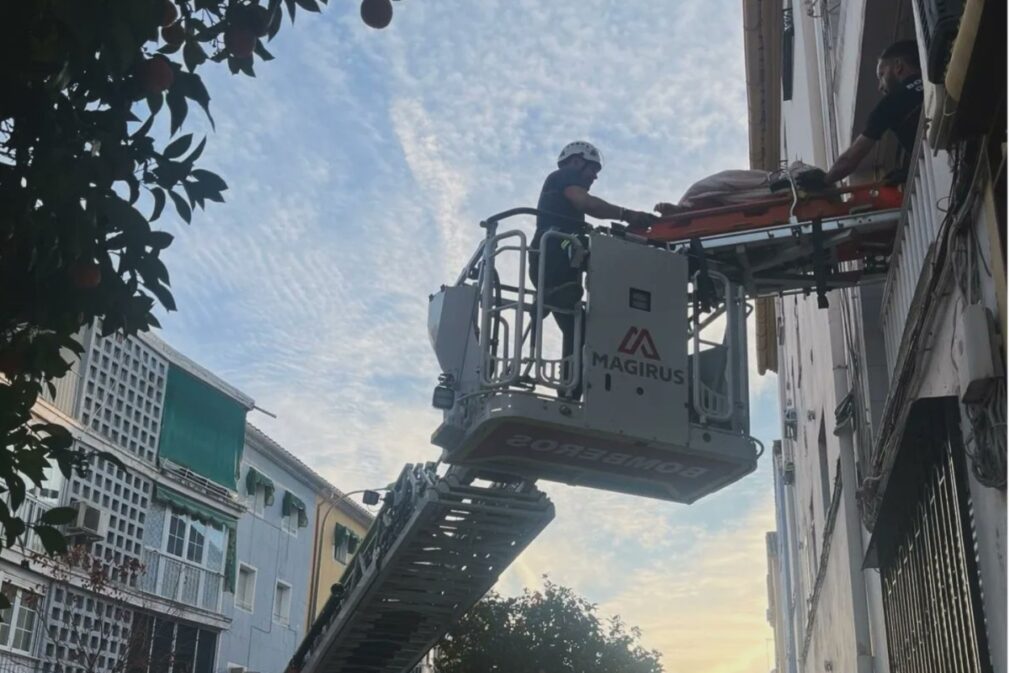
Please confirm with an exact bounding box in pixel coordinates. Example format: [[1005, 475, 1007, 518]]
[[289, 181, 903, 673], [288, 463, 554, 673]]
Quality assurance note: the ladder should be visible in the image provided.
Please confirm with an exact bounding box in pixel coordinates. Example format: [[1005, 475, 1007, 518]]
[[288, 464, 554, 673]]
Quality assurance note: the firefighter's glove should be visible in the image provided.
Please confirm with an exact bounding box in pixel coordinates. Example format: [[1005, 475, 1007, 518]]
[[624, 210, 658, 231]]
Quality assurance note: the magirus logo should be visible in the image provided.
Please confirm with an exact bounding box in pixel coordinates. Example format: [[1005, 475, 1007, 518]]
[[591, 326, 685, 384], [617, 326, 660, 360]]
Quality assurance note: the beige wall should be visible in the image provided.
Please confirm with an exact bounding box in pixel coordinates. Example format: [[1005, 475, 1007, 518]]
[[307, 496, 371, 624]]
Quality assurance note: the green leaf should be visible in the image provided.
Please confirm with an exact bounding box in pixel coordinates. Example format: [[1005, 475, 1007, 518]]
[[183, 137, 207, 165], [39, 507, 77, 526], [159, 40, 184, 55], [147, 92, 164, 117], [294, 0, 321, 11], [237, 57, 255, 77], [147, 283, 177, 312], [183, 39, 208, 72], [131, 114, 156, 140], [254, 41, 275, 61], [284, 0, 297, 22], [4, 518, 25, 548], [166, 87, 189, 135], [178, 73, 214, 128], [191, 169, 227, 193], [138, 256, 170, 285], [151, 187, 167, 221], [164, 133, 193, 159], [167, 190, 191, 223], [34, 525, 68, 555], [148, 231, 174, 250], [94, 451, 127, 474]]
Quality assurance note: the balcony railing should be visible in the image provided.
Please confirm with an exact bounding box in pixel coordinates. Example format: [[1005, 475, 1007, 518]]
[[139, 547, 223, 614], [878, 135, 954, 377]]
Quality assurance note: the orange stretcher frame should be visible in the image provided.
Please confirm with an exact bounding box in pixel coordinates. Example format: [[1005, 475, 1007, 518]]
[[640, 182, 905, 243]]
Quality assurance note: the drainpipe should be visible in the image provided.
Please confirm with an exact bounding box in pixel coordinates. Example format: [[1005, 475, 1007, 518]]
[[829, 300, 875, 673]]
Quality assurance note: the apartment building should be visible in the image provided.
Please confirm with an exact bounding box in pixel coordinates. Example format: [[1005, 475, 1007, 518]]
[[1, 324, 372, 673], [219, 425, 372, 673], [747, 0, 1005, 672], [307, 490, 371, 624]]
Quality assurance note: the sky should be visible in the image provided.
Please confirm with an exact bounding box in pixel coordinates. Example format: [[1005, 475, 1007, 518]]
[[152, 2, 783, 671]]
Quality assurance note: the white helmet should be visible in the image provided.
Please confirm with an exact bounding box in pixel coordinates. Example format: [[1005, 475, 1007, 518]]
[[557, 141, 604, 169]]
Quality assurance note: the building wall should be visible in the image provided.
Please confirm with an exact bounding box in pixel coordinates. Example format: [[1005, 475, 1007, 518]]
[[216, 435, 318, 673], [2, 324, 252, 673], [309, 497, 371, 623], [768, 1, 1006, 672]]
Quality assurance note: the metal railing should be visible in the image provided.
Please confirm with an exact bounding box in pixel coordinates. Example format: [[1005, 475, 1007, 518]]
[[878, 136, 953, 377], [466, 210, 587, 396], [139, 547, 223, 613]]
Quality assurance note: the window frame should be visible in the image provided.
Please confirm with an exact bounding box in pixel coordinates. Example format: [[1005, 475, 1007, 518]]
[[272, 580, 292, 626], [334, 535, 349, 564], [161, 509, 225, 573], [251, 485, 267, 517], [280, 508, 299, 537], [0, 583, 39, 655], [235, 563, 257, 614]]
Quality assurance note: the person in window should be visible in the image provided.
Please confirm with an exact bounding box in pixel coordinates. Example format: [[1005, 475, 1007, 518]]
[[824, 40, 923, 184], [530, 141, 656, 398]]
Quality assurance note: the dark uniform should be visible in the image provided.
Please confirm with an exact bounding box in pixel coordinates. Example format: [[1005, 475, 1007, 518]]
[[863, 75, 924, 177], [529, 165, 593, 393]]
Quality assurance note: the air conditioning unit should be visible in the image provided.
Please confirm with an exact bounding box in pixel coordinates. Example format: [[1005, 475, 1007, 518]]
[[783, 461, 796, 485], [914, 0, 965, 83], [67, 501, 108, 540]]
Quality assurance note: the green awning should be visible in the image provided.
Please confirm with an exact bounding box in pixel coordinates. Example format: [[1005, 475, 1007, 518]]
[[154, 485, 239, 592], [333, 524, 360, 555], [244, 467, 275, 506], [282, 491, 308, 528], [157, 365, 247, 489]]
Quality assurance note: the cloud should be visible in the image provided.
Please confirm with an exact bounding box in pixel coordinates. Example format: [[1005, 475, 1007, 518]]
[[147, 2, 783, 670]]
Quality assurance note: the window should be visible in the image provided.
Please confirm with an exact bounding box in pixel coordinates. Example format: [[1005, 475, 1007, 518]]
[[273, 582, 291, 625], [334, 536, 348, 564], [0, 584, 38, 654], [333, 524, 360, 564], [186, 520, 206, 564], [252, 487, 267, 516], [245, 467, 275, 517], [127, 615, 218, 673], [236, 565, 256, 612], [167, 514, 187, 557], [163, 511, 225, 572], [281, 509, 298, 535]]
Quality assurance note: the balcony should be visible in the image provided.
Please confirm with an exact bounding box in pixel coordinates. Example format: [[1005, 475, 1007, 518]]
[[878, 133, 954, 377], [139, 547, 224, 614]]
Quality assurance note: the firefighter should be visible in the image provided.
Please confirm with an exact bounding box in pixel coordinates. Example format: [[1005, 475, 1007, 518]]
[[824, 40, 923, 184], [530, 141, 656, 398]]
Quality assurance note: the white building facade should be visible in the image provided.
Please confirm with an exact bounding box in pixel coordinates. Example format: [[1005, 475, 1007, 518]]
[[747, 0, 1006, 672], [0, 324, 344, 673]]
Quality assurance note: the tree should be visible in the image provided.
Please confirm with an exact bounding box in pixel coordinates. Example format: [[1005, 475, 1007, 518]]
[[0, 0, 332, 585], [435, 578, 665, 673]]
